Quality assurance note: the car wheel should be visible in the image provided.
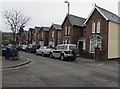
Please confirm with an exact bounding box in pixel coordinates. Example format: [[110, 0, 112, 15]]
[[42, 52, 45, 57], [60, 54, 65, 61], [72, 57, 76, 61], [50, 53, 53, 58]]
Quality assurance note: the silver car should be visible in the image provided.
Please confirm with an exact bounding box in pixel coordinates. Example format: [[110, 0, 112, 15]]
[[50, 44, 79, 61], [36, 46, 53, 56]]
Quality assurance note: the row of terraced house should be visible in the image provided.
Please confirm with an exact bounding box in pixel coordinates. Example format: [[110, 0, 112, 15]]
[[18, 5, 120, 60]]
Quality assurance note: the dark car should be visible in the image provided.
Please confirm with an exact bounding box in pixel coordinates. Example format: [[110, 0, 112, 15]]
[[30, 45, 40, 53], [2, 47, 6, 56]]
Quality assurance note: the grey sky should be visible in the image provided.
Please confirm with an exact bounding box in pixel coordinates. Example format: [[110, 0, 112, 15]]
[[0, 0, 119, 32]]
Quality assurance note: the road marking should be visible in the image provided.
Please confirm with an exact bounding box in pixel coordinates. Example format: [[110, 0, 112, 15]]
[[1, 59, 33, 70]]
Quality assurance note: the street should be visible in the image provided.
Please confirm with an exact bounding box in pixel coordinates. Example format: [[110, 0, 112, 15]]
[[2, 51, 118, 87]]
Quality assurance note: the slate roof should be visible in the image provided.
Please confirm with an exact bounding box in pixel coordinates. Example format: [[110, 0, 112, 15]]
[[68, 14, 86, 27], [96, 5, 120, 24], [52, 23, 62, 30], [35, 26, 41, 32], [42, 27, 50, 31], [85, 5, 120, 24], [78, 36, 86, 41]]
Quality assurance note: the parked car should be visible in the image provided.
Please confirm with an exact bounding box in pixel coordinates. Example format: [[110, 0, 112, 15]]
[[22, 45, 28, 51], [30, 45, 40, 53], [36, 46, 53, 56], [50, 44, 79, 61], [16, 45, 22, 51], [25, 44, 33, 53]]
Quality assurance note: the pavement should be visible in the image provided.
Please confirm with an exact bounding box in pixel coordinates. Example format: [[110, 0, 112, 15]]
[[75, 57, 95, 63], [2, 56, 31, 69]]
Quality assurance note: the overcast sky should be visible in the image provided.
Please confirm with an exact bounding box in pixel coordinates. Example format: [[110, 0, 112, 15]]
[[0, 0, 119, 32]]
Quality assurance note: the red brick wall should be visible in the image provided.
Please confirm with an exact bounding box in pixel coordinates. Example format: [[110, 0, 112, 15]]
[[86, 9, 108, 59], [62, 17, 85, 45], [49, 26, 62, 47]]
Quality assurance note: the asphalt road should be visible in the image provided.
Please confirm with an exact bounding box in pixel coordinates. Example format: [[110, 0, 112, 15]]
[[2, 51, 119, 87]]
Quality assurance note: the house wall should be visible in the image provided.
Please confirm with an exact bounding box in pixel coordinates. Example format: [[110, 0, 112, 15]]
[[86, 9, 108, 59], [44, 31, 49, 46], [108, 21, 120, 59], [62, 17, 84, 45], [49, 26, 56, 46], [57, 30, 62, 45], [39, 29, 44, 46], [72, 26, 84, 44], [61, 17, 72, 43]]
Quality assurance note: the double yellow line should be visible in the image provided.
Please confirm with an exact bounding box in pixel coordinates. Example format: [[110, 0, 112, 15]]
[[1, 58, 34, 70]]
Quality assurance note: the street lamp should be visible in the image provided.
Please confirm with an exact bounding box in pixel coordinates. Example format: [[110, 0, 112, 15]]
[[64, 0, 70, 15], [64, 0, 70, 44]]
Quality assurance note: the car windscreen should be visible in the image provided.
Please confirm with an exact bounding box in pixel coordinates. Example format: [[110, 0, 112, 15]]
[[46, 47, 52, 49], [69, 46, 77, 50], [32, 45, 37, 48]]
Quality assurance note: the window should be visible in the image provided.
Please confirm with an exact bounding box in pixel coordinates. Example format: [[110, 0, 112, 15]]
[[41, 32, 44, 38], [97, 21, 100, 33], [67, 39, 70, 44], [65, 27, 67, 35], [96, 38, 102, 50], [90, 36, 102, 53], [63, 39, 67, 44], [52, 31, 54, 37], [64, 45, 68, 50], [69, 46, 77, 50], [68, 26, 70, 35], [92, 22, 95, 33]]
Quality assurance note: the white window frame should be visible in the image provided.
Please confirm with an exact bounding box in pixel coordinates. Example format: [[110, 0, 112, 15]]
[[68, 26, 70, 35], [90, 37, 102, 53], [96, 21, 100, 33], [63, 39, 67, 44], [41, 32, 44, 39], [65, 27, 67, 35], [92, 22, 95, 33], [52, 31, 54, 38]]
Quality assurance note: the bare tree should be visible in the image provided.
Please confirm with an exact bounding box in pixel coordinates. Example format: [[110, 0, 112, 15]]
[[3, 9, 30, 45]]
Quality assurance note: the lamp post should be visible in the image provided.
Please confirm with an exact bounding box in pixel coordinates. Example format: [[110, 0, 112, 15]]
[[64, 1, 70, 15], [64, 0, 70, 44]]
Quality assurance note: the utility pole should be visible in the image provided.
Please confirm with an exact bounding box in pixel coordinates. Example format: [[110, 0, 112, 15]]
[[64, 0, 70, 44]]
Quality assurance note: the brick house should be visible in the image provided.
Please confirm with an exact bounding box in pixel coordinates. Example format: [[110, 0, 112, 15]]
[[49, 23, 62, 47], [27, 28, 35, 44], [61, 14, 86, 49], [32, 26, 41, 45], [21, 31, 27, 45], [85, 5, 120, 59], [18, 30, 27, 45], [39, 27, 50, 46]]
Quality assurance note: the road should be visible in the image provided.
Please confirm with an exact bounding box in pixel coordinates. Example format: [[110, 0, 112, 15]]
[[2, 51, 118, 87]]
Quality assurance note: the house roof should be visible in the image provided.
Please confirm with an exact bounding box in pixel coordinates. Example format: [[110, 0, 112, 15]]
[[35, 26, 41, 32], [78, 36, 86, 41], [42, 27, 50, 31], [62, 14, 86, 27], [52, 23, 62, 30], [69, 14, 86, 27], [85, 5, 120, 24]]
